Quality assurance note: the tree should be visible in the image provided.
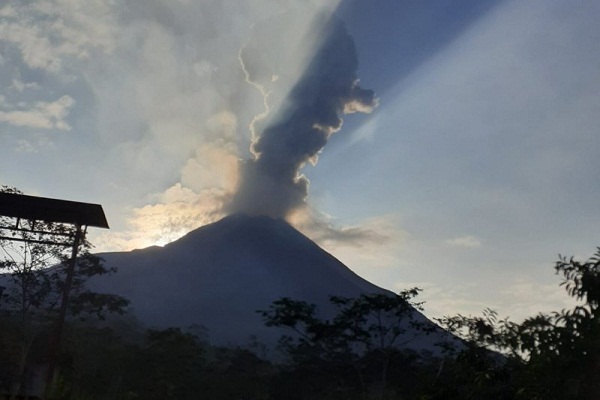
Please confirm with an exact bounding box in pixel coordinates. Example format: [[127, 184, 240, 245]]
[[122, 328, 206, 400], [259, 289, 434, 399], [44, 323, 277, 400], [0, 185, 128, 399], [436, 247, 600, 400]]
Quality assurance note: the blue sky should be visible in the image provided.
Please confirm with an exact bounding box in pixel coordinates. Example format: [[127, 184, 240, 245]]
[[1, 0, 599, 321]]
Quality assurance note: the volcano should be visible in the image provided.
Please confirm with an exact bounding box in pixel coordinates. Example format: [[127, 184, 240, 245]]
[[89, 214, 448, 351]]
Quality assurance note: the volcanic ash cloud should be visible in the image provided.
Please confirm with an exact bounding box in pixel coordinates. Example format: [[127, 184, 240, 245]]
[[229, 12, 378, 219]]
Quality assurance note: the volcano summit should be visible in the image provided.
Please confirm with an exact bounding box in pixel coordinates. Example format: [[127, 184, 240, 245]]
[[89, 214, 448, 351]]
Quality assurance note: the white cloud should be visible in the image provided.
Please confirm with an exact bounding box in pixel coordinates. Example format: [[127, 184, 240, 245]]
[[499, 278, 575, 319], [180, 112, 240, 192], [0, 4, 17, 18], [93, 183, 228, 251], [0, 1, 359, 255], [287, 207, 408, 271], [0, 0, 117, 72], [290, 207, 391, 248], [14, 140, 36, 153], [392, 280, 493, 319], [10, 77, 40, 92], [0, 95, 74, 130], [193, 60, 216, 79], [445, 235, 482, 248], [400, 276, 574, 323], [13, 136, 54, 153]]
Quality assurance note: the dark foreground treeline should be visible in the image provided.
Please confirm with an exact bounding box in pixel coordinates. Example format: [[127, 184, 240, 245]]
[[1, 246, 599, 400], [0, 317, 507, 400]]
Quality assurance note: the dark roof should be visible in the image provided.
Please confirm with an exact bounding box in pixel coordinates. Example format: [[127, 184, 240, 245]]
[[0, 192, 109, 229]]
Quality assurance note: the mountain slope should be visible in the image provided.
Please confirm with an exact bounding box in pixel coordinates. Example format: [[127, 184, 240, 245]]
[[89, 214, 446, 349]]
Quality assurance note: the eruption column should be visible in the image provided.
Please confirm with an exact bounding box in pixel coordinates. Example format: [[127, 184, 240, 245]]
[[230, 11, 377, 219]]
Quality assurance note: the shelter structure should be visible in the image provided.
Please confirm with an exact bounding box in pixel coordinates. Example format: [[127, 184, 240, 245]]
[[0, 191, 109, 399], [0, 192, 109, 245]]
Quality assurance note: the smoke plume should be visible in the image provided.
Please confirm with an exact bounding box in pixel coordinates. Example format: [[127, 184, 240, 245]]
[[228, 11, 377, 219]]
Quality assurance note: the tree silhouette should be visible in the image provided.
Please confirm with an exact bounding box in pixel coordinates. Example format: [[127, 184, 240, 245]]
[[260, 289, 433, 399], [437, 247, 600, 399], [0, 185, 128, 398]]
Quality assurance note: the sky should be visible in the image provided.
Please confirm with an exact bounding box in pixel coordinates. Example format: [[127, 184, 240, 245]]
[[1, 0, 599, 322]]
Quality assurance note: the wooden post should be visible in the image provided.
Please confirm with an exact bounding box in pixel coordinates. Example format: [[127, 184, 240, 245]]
[[44, 223, 83, 398]]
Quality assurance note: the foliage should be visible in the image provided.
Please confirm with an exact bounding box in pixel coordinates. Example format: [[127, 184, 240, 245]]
[[258, 246, 600, 399], [45, 323, 277, 400], [0, 185, 128, 399], [260, 288, 428, 354], [3, 191, 599, 399], [0, 186, 128, 322], [436, 247, 600, 400], [259, 289, 438, 399]]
